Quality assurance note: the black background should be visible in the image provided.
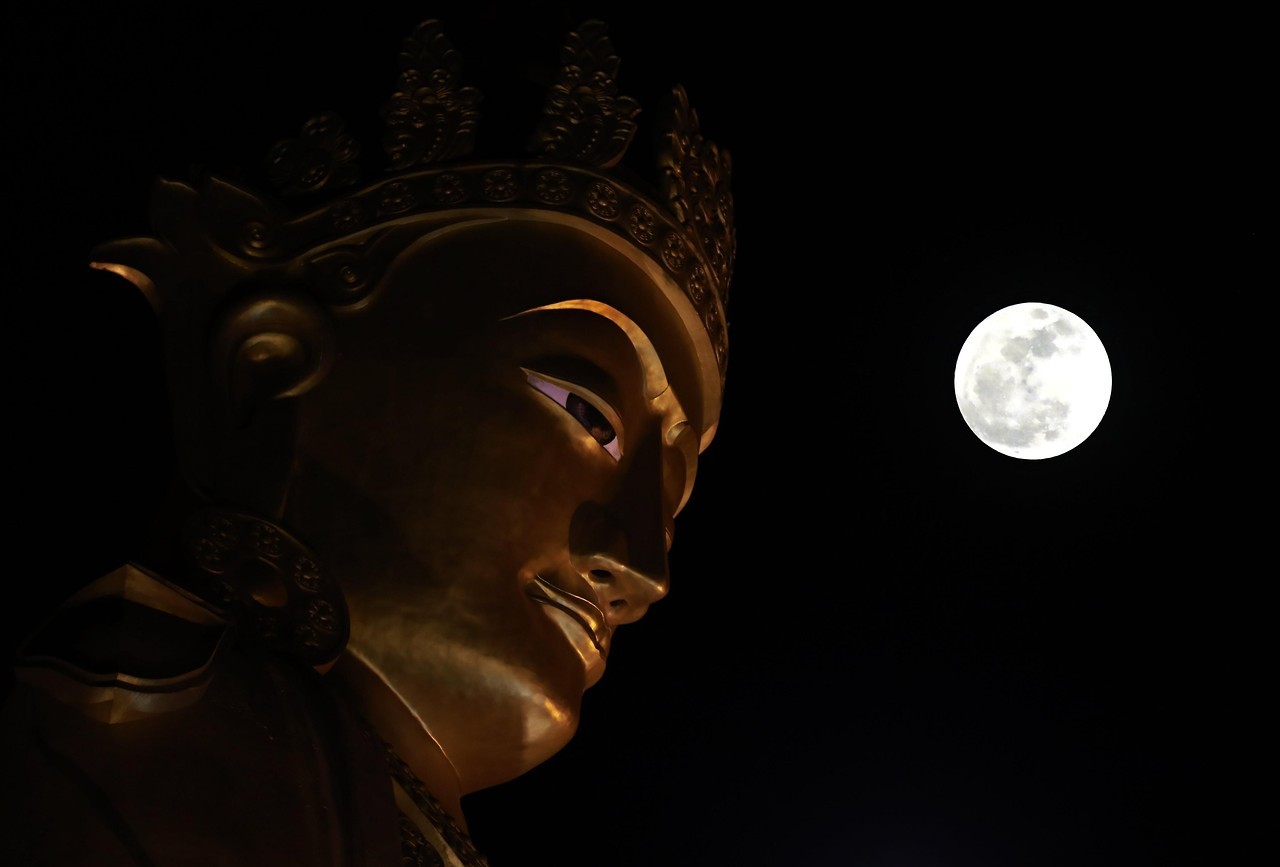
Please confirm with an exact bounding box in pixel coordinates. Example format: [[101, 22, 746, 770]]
[[4, 3, 1267, 865]]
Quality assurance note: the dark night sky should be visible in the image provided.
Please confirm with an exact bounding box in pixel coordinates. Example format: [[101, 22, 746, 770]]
[[4, 3, 1267, 865]]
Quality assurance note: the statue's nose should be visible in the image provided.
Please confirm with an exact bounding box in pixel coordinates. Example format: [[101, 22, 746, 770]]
[[569, 426, 670, 626], [577, 548, 668, 626]]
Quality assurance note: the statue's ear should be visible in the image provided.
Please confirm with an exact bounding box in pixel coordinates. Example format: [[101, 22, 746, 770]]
[[209, 285, 336, 426]]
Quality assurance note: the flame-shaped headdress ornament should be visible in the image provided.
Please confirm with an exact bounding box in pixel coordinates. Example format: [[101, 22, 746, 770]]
[[95, 19, 735, 380]]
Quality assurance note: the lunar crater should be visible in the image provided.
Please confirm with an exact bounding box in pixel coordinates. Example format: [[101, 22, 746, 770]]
[[954, 303, 1111, 459]]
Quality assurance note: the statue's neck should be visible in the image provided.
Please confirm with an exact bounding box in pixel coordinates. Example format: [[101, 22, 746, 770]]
[[325, 648, 468, 830]]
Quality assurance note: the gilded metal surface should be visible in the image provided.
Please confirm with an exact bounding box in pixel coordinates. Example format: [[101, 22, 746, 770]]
[[398, 813, 446, 867], [131, 18, 735, 381], [13, 564, 227, 724], [383, 20, 482, 170], [182, 509, 350, 667], [105, 160, 730, 385], [285, 224, 699, 796], [386, 742, 489, 867], [529, 20, 640, 168], [4, 16, 736, 862], [267, 113, 362, 197], [659, 85, 737, 316], [5, 621, 405, 865]]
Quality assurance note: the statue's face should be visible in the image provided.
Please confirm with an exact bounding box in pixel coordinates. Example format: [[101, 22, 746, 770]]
[[284, 220, 711, 790]]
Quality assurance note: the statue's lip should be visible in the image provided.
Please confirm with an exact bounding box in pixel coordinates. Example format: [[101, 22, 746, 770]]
[[526, 574, 612, 659]]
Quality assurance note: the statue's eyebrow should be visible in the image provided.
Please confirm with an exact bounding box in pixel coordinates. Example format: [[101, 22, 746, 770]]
[[503, 300, 670, 402]]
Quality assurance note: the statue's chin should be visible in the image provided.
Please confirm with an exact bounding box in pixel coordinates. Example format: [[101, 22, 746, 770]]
[[440, 650, 585, 790], [340, 631, 587, 793]]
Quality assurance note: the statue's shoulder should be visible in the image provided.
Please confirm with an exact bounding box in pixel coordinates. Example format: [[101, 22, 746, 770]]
[[2, 564, 401, 866], [12, 563, 229, 724]]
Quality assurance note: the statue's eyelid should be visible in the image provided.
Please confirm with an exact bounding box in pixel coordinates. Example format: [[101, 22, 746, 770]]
[[522, 369, 624, 460]]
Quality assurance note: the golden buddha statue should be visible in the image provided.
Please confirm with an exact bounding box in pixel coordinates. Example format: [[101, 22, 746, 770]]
[[0, 19, 733, 866]]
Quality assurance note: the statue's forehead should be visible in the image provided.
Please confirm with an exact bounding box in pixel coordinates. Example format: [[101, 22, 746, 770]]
[[370, 217, 717, 447]]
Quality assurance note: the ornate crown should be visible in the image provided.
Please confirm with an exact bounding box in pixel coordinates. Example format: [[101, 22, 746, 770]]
[[97, 19, 734, 380]]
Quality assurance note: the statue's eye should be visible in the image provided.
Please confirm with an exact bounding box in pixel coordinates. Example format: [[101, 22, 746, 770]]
[[526, 372, 622, 460]]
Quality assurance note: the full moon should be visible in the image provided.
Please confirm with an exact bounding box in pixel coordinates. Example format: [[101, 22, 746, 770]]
[[954, 302, 1112, 459]]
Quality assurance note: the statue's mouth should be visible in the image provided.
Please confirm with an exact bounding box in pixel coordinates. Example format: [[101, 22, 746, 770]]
[[526, 575, 612, 685]]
